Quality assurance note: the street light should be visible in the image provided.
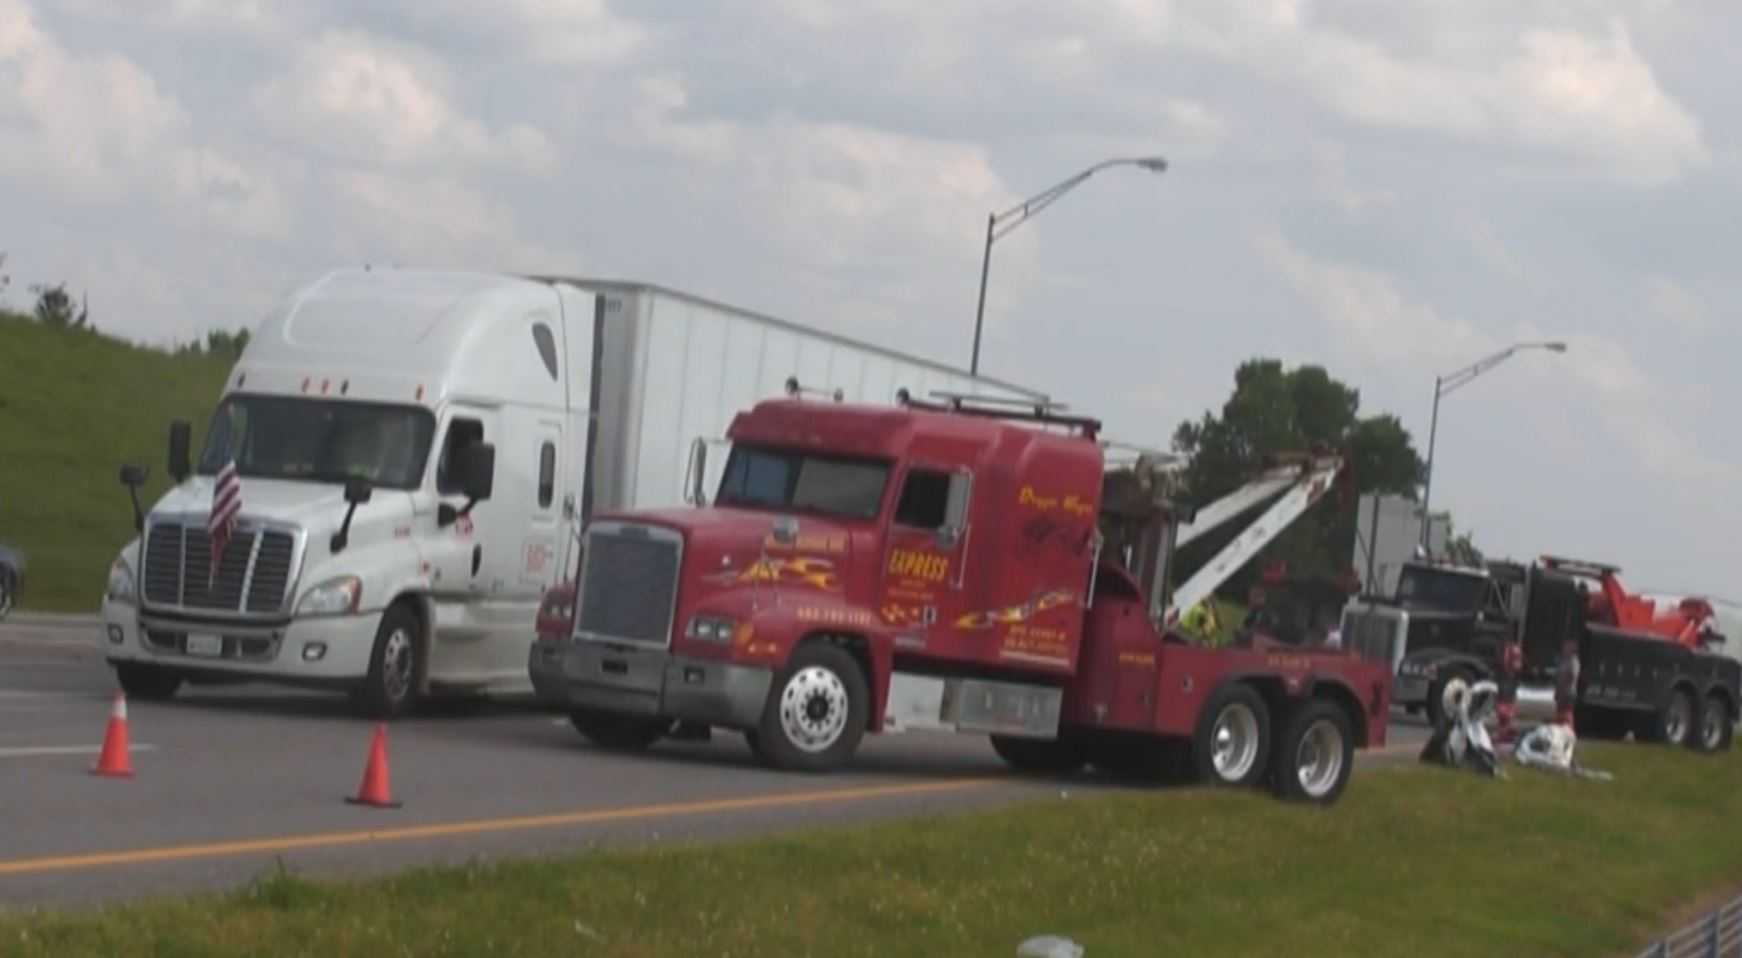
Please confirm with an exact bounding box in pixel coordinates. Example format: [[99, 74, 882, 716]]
[[1418, 340, 1569, 549], [970, 155, 1168, 376]]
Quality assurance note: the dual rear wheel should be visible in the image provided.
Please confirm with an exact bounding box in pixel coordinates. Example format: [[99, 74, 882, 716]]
[[988, 684, 1357, 805], [1192, 686, 1354, 804]]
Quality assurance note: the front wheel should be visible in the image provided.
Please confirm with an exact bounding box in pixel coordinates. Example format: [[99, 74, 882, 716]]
[[114, 662, 183, 701], [356, 604, 422, 719], [751, 642, 868, 772], [1270, 699, 1355, 805]]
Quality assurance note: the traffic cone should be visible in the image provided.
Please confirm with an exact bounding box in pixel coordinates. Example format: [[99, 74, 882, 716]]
[[345, 724, 402, 808], [91, 693, 134, 778]]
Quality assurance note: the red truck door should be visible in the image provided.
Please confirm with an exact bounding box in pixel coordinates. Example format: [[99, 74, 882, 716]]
[[878, 463, 974, 646]]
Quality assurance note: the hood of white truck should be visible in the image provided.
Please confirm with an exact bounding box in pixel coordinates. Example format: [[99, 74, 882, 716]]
[[148, 476, 413, 531]]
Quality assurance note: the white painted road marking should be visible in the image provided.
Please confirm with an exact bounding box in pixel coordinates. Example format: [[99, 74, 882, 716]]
[[0, 745, 157, 758]]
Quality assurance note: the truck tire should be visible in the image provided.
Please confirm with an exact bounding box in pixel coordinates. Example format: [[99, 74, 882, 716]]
[[1270, 699, 1354, 805], [356, 603, 422, 720], [1692, 693, 1733, 754], [989, 734, 1087, 775], [0, 566, 15, 622], [1424, 666, 1473, 732], [114, 662, 183, 701], [569, 708, 673, 751], [1647, 687, 1696, 748], [752, 641, 868, 773], [1192, 683, 1270, 788]]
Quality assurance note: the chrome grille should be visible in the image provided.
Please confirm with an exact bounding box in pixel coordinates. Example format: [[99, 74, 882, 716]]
[[141, 520, 298, 615], [1342, 608, 1403, 669], [576, 524, 681, 645]]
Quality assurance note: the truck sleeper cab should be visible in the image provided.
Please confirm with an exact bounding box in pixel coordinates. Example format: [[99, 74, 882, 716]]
[[530, 393, 1392, 805]]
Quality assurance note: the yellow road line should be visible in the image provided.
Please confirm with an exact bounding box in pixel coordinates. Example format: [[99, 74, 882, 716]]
[[0, 778, 997, 877]]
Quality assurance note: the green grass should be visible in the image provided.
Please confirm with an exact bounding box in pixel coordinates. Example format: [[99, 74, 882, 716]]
[[0, 313, 233, 612], [2, 742, 1738, 956]]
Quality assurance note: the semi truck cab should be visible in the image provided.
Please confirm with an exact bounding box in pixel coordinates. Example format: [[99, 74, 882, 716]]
[[530, 391, 1104, 769]]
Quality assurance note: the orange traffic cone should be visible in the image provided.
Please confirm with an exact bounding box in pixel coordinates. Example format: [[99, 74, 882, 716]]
[[346, 724, 402, 808], [91, 692, 134, 778]]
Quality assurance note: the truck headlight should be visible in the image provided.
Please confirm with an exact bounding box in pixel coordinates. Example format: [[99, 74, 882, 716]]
[[297, 576, 362, 616], [106, 556, 136, 604], [686, 615, 736, 642]]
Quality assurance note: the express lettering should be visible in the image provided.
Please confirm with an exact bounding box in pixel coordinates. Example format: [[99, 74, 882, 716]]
[[887, 549, 949, 583]]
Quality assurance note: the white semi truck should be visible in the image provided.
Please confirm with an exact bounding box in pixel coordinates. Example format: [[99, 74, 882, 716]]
[[98, 268, 1045, 716]]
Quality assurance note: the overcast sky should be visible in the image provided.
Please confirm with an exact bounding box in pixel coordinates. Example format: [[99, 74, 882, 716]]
[[3, 0, 1736, 601]]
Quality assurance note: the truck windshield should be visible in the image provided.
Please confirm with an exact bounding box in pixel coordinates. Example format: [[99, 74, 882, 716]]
[[715, 445, 889, 520], [197, 394, 436, 490], [1395, 567, 1488, 613]]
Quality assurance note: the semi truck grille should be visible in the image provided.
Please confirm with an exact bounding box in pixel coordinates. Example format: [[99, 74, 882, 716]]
[[576, 524, 681, 645], [1341, 609, 1402, 668], [142, 521, 298, 616]]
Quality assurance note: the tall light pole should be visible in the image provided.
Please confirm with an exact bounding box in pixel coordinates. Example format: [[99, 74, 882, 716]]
[[1419, 340, 1569, 549], [970, 155, 1168, 376]]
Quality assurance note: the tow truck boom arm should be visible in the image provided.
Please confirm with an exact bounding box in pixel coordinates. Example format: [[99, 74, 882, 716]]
[[1163, 457, 1344, 623]]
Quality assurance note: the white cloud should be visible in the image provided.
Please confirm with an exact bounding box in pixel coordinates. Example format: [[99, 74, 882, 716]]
[[255, 30, 556, 174], [1099, 3, 1709, 186], [1255, 226, 1494, 366], [1262, 228, 1735, 495], [625, 72, 1034, 331], [1643, 275, 1713, 335], [0, 0, 188, 196]]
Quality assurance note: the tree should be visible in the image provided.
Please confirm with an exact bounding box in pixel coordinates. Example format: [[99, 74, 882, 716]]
[[30, 282, 87, 329], [1171, 358, 1427, 588]]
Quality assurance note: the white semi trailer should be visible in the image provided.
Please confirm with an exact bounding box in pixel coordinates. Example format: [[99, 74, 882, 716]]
[[98, 268, 1045, 716]]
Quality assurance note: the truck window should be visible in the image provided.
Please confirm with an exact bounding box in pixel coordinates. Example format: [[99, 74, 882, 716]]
[[894, 469, 951, 529], [716, 446, 888, 521], [436, 419, 484, 495], [196, 395, 434, 490], [538, 441, 556, 509]]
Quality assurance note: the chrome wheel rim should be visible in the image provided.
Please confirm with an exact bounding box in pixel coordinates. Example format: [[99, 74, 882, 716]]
[[1295, 719, 1345, 797], [779, 665, 849, 753], [1211, 703, 1261, 781], [382, 627, 414, 703], [1702, 704, 1724, 749]]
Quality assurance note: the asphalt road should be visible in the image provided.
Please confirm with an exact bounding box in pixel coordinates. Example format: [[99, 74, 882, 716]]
[[0, 614, 1430, 912]]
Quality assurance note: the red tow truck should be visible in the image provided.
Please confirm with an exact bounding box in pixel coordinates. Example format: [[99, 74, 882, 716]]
[[528, 391, 1392, 804]]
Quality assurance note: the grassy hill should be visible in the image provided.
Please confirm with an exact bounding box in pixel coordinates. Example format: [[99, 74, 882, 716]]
[[0, 312, 234, 612]]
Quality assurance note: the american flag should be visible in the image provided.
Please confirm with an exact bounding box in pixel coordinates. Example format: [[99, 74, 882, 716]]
[[208, 459, 242, 587]]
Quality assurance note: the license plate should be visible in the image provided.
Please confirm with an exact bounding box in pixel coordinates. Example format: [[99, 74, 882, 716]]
[[185, 634, 223, 657]]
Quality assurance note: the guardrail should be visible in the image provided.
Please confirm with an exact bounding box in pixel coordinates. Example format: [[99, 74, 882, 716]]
[[1636, 895, 1742, 957]]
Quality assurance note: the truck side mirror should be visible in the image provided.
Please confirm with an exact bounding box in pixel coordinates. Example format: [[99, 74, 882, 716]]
[[438, 442, 496, 528], [119, 464, 148, 532], [344, 477, 374, 505], [167, 420, 192, 483], [935, 471, 971, 551], [684, 437, 709, 505], [331, 478, 374, 554]]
